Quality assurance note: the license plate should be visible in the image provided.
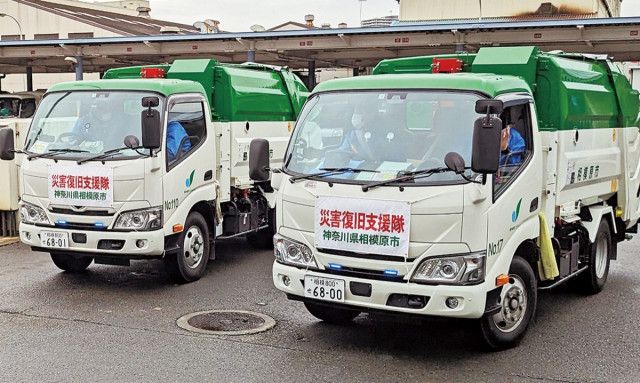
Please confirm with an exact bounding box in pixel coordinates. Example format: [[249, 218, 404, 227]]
[[40, 232, 69, 249], [304, 276, 345, 303]]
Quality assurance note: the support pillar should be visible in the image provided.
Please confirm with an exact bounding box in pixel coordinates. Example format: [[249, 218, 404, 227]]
[[26, 66, 33, 91], [247, 50, 256, 63], [307, 60, 316, 90], [75, 56, 84, 81]]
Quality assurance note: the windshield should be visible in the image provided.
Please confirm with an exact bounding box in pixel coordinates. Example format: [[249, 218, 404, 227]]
[[24, 91, 161, 158], [285, 90, 483, 184]]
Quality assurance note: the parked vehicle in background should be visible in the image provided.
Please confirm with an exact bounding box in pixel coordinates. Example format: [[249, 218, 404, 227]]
[[0, 91, 44, 119], [0, 59, 308, 283], [253, 46, 640, 350]]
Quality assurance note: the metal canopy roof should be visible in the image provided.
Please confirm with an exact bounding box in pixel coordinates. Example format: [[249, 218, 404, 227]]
[[1, 16, 639, 74]]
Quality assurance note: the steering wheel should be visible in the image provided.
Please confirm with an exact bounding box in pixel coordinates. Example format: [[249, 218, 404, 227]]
[[56, 132, 83, 145], [417, 156, 444, 170]]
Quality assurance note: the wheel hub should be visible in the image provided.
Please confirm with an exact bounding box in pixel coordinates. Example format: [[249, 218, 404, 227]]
[[492, 275, 528, 333], [183, 226, 205, 269]]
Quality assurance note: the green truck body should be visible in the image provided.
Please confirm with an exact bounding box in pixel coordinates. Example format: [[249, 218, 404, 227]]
[[103, 59, 308, 122], [373, 46, 640, 131]]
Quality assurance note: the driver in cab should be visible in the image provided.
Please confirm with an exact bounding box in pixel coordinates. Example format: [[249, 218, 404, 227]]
[[499, 123, 525, 166], [339, 105, 410, 163], [72, 102, 123, 150]]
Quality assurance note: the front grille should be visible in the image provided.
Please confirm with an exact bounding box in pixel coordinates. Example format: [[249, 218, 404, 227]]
[[319, 248, 412, 262], [324, 267, 406, 283], [55, 222, 108, 231], [50, 207, 114, 217]]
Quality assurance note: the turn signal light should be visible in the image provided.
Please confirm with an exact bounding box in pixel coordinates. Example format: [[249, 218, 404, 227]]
[[172, 224, 184, 233], [496, 274, 510, 287]]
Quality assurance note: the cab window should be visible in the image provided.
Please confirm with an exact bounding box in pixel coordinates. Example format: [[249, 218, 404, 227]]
[[166, 101, 206, 168], [494, 103, 532, 196]]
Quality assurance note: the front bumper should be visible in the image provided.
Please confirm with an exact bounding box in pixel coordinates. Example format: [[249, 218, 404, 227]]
[[19, 222, 165, 257], [273, 262, 490, 319]]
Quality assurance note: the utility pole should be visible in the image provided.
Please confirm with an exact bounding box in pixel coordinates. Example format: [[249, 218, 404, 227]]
[[359, 0, 367, 26]]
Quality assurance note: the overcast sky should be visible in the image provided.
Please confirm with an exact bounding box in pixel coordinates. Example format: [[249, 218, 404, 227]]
[[151, 0, 395, 30], [138, 0, 640, 31]]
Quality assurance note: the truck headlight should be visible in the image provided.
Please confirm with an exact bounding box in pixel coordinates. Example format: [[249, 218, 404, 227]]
[[411, 252, 486, 285], [20, 203, 51, 225], [273, 234, 317, 268], [114, 207, 162, 231]]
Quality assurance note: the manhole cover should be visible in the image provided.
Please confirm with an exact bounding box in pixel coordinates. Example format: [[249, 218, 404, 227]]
[[177, 310, 276, 336]]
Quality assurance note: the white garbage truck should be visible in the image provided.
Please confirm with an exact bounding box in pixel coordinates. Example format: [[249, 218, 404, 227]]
[[252, 46, 640, 349], [0, 59, 308, 283]]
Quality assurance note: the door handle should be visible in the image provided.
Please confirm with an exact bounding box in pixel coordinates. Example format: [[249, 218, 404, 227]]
[[530, 197, 539, 213], [204, 170, 213, 181]]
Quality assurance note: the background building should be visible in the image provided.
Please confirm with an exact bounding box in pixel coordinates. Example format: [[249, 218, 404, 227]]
[[397, 0, 621, 22], [361, 15, 398, 28], [0, 0, 198, 91]]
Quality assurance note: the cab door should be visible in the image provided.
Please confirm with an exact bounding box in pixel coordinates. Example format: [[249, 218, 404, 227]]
[[162, 94, 215, 223], [485, 97, 542, 272]]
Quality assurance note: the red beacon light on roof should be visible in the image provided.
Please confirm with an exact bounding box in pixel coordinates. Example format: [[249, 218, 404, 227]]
[[431, 58, 463, 74], [141, 67, 166, 79]]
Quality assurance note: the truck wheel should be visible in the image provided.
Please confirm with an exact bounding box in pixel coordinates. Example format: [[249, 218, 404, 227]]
[[247, 208, 275, 250], [304, 302, 360, 325], [479, 256, 537, 351], [164, 212, 210, 283], [50, 253, 93, 273], [577, 220, 612, 295]]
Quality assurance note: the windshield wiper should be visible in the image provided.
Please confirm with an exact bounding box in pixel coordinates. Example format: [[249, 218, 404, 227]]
[[28, 148, 90, 160], [77, 146, 146, 165], [290, 167, 379, 183], [362, 167, 452, 192]]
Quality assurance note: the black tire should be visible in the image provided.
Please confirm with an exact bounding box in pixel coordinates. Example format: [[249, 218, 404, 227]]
[[479, 256, 537, 351], [164, 212, 210, 283], [304, 302, 360, 325], [247, 208, 275, 250], [50, 253, 93, 273], [576, 219, 612, 295]]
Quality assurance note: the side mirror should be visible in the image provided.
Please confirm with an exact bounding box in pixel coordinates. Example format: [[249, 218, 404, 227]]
[[249, 138, 271, 182], [142, 97, 160, 108], [471, 116, 502, 174], [140, 97, 161, 150], [475, 99, 504, 115], [444, 152, 466, 174], [0, 128, 15, 161], [124, 135, 140, 149]]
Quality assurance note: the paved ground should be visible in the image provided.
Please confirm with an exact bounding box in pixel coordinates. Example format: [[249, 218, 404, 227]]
[[0, 238, 639, 383]]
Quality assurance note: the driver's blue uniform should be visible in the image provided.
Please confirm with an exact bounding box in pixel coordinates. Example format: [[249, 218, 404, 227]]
[[166, 121, 191, 161], [338, 130, 366, 155], [499, 128, 525, 166]]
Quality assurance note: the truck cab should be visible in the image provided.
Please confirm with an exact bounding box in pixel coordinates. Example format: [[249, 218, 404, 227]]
[[0, 59, 308, 283], [0, 91, 43, 119], [265, 46, 640, 349]]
